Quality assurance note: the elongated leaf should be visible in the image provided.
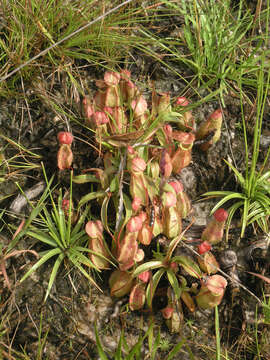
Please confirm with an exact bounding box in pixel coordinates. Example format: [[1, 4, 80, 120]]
[[69, 231, 88, 246], [44, 252, 65, 301], [71, 205, 90, 238], [150, 326, 161, 360], [69, 257, 102, 292], [255, 193, 270, 208], [42, 206, 61, 244], [73, 174, 100, 184], [114, 329, 124, 360], [223, 159, 245, 186], [167, 270, 182, 300], [75, 246, 115, 268], [240, 198, 250, 237], [68, 247, 100, 270], [225, 200, 243, 240], [132, 261, 164, 278], [256, 170, 270, 184], [8, 203, 46, 251], [101, 195, 111, 234], [125, 324, 154, 360], [78, 190, 106, 208], [209, 192, 246, 215], [26, 229, 58, 247], [20, 247, 62, 283], [123, 193, 133, 227], [94, 323, 109, 360], [165, 339, 186, 360], [171, 256, 202, 279], [146, 268, 165, 308]]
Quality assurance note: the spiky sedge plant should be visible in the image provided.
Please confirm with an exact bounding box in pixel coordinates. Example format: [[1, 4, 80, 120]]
[[203, 62, 270, 238], [10, 169, 107, 302]]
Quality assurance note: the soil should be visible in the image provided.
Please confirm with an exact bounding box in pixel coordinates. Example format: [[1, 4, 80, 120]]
[[1, 6, 270, 360]]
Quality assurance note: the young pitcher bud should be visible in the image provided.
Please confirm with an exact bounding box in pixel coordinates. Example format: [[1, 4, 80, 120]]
[[171, 132, 195, 173], [58, 131, 73, 145], [175, 97, 195, 131], [162, 191, 177, 208], [163, 206, 182, 239], [138, 223, 152, 245], [126, 216, 143, 233], [82, 97, 94, 120], [198, 241, 212, 255], [117, 232, 138, 271], [131, 157, 147, 173], [131, 96, 148, 118], [201, 208, 228, 244], [197, 252, 219, 275], [138, 271, 150, 283], [196, 108, 223, 151], [109, 270, 133, 297], [160, 149, 172, 178], [195, 275, 227, 309], [129, 283, 146, 311], [93, 111, 109, 125], [104, 71, 121, 86], [85, 220, 103, 239], [168, 180, 183, 194], [134, 248, 145, 262], [57, 144, 73, 170], [161, 306, 174, 319]]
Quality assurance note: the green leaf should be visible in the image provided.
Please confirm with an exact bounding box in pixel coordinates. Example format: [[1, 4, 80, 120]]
[[225, 201, 244, 240], [78, 190, 106, 208], [68, 252, 102, 292], [223, 159, 245, 186], [123, 193, 133, 227], [240, 198, 250, 237], [42, 206, 61, 245], [256, 170, 270, 184], [165, 339, 186, 360], [150, 326, 161, 360], [26, 229, 58, 247], [125, 326, 153, 360], [101, 195, 111, 234], [20, 247, 62, 283], [132, 261, 164, 278], [73, 174, 100, 184], [94, 323, 109, 360], [171, 256, 202, 279], [209, 192, 246, 215], [146, 268, 166, 308], [71, 205, 90, 238], [115, 328, 124, 360], [68, 247, 99, 270], [109, 176, 119, 193], [167, 270, 182, 300], [255, 193, 270, 208], [44, 252, 65, 301]]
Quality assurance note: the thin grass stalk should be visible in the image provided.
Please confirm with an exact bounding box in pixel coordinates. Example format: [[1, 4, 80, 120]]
[[66, 171, 73, 246], [215, 306, 221, 360]]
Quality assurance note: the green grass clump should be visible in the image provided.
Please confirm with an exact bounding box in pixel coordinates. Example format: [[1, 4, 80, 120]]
[[137, 0, 270, 105], [0, 0, 150, 95], [203, 58, 270, 238]]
